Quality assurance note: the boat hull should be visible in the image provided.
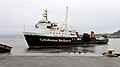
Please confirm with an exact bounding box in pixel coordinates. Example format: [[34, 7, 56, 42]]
[[24, 35, 109, 48], [24, 35, 82, 48], [0, 44, 12, 53]]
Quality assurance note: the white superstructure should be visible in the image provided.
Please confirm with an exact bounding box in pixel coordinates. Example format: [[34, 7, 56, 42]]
[[24, 9, 79, 38], [24, 20, 78, 37]]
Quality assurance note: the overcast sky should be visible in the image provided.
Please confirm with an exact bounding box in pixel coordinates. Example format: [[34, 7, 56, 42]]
[[0, 0, 120, 35]]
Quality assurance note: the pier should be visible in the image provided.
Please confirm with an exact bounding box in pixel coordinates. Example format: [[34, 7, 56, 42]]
[[0, 53, 120, 67]]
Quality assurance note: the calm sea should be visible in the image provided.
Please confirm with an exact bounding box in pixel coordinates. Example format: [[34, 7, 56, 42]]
[[0, 35, 120, 54]]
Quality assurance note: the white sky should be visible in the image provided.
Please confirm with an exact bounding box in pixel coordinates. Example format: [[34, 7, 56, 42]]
[[0, 0, 120, 35]]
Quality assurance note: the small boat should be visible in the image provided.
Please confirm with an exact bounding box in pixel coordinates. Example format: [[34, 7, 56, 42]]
[[0, 44, 12, 53]]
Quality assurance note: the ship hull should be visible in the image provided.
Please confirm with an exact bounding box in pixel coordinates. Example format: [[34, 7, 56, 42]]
[[24, 35, 82, 48]]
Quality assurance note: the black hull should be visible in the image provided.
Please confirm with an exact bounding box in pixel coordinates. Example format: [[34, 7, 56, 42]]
[[0, 44, 12, 53], [24, 35, 109, 48], [82, 39, 109, 44], [82, 41, 108, 44], [24, 35, 82, 48]]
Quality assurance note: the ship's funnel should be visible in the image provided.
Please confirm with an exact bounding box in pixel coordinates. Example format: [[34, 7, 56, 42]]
[[90, 31, 95, 39], [76, 32, 79, 38]]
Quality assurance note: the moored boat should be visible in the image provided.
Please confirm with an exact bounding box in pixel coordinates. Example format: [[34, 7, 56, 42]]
[[0, 44, 12, 53]]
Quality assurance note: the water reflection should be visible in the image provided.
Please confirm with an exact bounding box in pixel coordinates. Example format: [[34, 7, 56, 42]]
[[77, 46, 95, 53], [25, 46, 96, 53], [25, 48, 69, 53], [95, 44, 109, 54]]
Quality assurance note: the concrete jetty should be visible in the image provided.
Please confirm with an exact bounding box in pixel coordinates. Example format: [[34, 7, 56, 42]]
[[0, 53, 120, 67]]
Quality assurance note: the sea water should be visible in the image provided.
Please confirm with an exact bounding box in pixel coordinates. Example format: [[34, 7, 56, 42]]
[[0, 35, 120, 54]]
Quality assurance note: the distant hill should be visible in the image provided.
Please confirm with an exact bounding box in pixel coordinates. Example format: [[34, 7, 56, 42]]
[[112, 30, 120, 35], [107, 30, 120, 38]]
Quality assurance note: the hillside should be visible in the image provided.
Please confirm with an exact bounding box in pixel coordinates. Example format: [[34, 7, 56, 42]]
[[112, 30, 120, 35], [107, 30, 120, 38]]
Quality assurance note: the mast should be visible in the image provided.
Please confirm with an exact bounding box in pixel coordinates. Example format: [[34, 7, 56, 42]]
[[65, 6, 68, 30], [43, 9, 48, 21], [61, 6, 69, 30], [61, 6, 68, 30]]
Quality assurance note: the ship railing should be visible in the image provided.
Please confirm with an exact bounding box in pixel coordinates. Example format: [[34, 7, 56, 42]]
[[23, 32, 45, 36]]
